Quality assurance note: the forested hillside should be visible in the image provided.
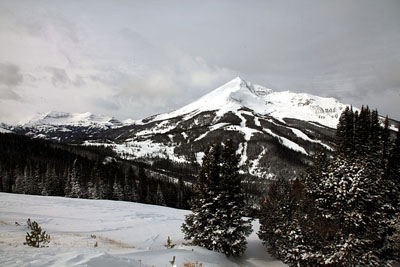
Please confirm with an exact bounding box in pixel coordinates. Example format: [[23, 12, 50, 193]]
[[0, 133, 192, 209], [259, 106, 400, 266]]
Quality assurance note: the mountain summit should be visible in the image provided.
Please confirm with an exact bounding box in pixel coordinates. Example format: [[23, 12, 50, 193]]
[[81, 77, 352, 180], [149, 77, 348, 129], [19, 111, 122, 128], [0, 78, 366, 180]]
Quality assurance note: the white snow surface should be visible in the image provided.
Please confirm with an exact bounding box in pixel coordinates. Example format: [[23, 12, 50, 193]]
[[19, 111, 123, 128], [264, 129, 308, 155], [0, 127, 12, 133], [149, 77, 349, 128], [0, 193, 285, 267]]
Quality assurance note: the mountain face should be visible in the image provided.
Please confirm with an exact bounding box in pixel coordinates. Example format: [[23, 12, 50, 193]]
[[6, 77, 393, 183], [3, 111, 124, 143], [85, 77, 349, 182]]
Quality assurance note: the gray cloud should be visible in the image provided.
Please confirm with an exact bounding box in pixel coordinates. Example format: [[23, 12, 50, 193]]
[[0, 0, 399, 122], [0, 86, 21, 100], [91, 97, 120, 111], [45, 67, 70, 86], [44, 67, 86, 88], [0, 62, 23, 86]]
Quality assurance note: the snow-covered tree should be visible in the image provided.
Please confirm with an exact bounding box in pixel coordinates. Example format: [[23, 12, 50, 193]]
[[258, 177, 299, 259], [182, 140, 251, 256], [260, 108, 399, 265], [155, 183, 166, 206], [182, 143, 221, 250], [214, 139, 252, 256], [41, 164, 62, 196], [112, 178, 124, 201], [12, 166, 26, 194], [67, 159, 83, 198]]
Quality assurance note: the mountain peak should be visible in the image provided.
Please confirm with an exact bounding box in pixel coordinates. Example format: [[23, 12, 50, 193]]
[[20, 111, 122, 128], [148, 77, 350, 128]]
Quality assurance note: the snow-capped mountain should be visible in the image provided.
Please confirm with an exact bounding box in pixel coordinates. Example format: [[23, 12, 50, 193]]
[[150, 77, 347, 129], [20, 111, 123, 128], [3, 77, 397, 180], [85, 77, 353, 180], [4, 111, 124, 142]]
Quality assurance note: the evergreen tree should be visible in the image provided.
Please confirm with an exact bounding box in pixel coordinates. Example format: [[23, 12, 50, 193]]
[[385, 129, 400, 216], [87, 181, 98, 199], [67, 159, 83, 198], [258, 177, 299, 258], [155, 183, 166, 206], [28, 164, 41, 195], [112, 178, 124, 201], [381, 116, 391, 164], [182, 141, 251, 256], [336, 106, 355, 154], [259, 107, 399, 266], [182, 143, 221, 250], [41, 164, 61, 196], [215, 139, 252, 256], [138, 164, 148, 203], [13, 166, 25, 194], [354, 106, 371, 156]]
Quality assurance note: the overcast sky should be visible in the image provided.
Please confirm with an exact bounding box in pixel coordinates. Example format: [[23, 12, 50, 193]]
[[0, 0, 399, 124]]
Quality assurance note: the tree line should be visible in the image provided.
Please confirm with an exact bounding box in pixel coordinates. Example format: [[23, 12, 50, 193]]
[[0, 133, 192, 209], [258, 106, 400, 266]]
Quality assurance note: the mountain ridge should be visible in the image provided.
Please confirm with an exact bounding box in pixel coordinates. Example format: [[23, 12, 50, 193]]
[[2, 77, 399, 183], [141, 77, 349, 129]]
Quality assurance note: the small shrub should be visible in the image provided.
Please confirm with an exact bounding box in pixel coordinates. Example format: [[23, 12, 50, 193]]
[[24, 218, 50, 248], [164, 236, 176, 249]]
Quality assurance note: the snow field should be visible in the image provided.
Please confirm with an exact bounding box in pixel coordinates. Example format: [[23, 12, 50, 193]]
[[0, 193, 286, 267]]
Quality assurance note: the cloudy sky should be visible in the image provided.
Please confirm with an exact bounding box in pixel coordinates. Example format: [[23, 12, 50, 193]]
[[0, 0, 399, 124]]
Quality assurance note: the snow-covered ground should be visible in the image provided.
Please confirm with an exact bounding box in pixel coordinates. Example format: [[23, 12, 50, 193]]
[[0, 193, 285, 267]]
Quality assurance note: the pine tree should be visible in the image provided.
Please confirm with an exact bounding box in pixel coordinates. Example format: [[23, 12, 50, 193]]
[[68, 159, 82, 198], [182, 143, 221, 250], [336, 106, 355, 154], [87, 181, 98, 199], [155, 183, 166, 206], [112, 178, 124, 201], [259, 107, 399, 266], [182, 141, 251, 256], [24, 218, 50, 248], [27, 164, 41, 195], [98, 178, 111, 199], [13, 166, 26, 194], [386, 129, 400, 212], [258, 177, 299, 259], [354, 106, 371, 156], [381, 116, 391, 164], [138, 164, 148, 203], [215, 139, 252, 256], [41, 164, 61, 196]]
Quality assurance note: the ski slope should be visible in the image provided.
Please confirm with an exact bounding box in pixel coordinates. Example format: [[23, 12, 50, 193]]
[[0, 193, 285, 267]]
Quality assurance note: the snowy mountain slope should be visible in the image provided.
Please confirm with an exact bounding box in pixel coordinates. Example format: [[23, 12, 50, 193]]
[[149, 77, 348, 129], [85, 78, 345, 180], [20, 111, 123, 128], [4, 111, 125, 142], [3, 78, 397, 182], [0, 193, 286, 267], [0, 123, 13, 133]]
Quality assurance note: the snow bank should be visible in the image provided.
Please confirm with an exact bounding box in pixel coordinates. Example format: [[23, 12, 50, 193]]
[[0, 193, 286, 267]]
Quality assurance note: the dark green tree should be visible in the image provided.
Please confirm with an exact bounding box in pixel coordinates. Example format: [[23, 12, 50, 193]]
[[181, 143, 221, 249], [24, 218, 50, 248], [182, 141, 252, 256], [258, 177, 299, 258], [214, 139, 252, 256]]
